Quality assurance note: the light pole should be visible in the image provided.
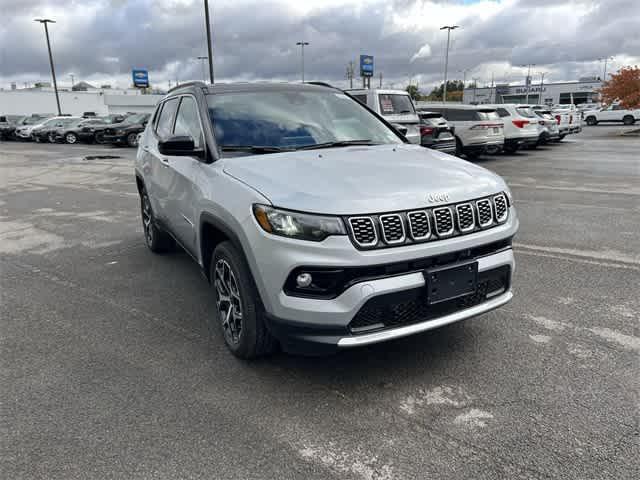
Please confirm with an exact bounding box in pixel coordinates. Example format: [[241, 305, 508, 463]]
[[69, 73, 74, 89], [520, 64, 535, 104], [203, 0, 215, 84], [538, 72, 545, 105], [440, 25, 459, 102], [599, 56, 614, 81], [296, 41, 309, 82], [472, 77, 479, 103], [196, 56, 208, 82], [34, 18, 61, 115]]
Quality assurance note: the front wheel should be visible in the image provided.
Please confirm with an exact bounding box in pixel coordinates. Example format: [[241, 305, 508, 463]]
[[140, 189, 174, 253], [127, 132, 139, 147], [48, 133, 56, 143], [94, 132, 106, 144], [211, 241, 276, 359], [585, 116, 597, 126], [622, 115, 635, 126], [65, 132, 78, 144]]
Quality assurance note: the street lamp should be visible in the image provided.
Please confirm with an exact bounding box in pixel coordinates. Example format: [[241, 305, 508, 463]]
[[196, 56, 208, 82], [34, 18, 61, 115], [296, 41, 309, 82], [440, 25, 459, 102], [203, 0, 215, 84], [520, 64, 535, 104], [598, 56, 614, 81]]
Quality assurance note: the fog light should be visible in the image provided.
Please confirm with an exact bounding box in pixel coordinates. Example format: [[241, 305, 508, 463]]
[[296, 273, 313, 288]]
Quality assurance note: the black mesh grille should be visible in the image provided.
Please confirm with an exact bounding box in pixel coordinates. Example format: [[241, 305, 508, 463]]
[[408, 211, 430, 239], [456, 204, 474, 232], [476, 199, 493, 226], [349, 217, 377, 246], [379, 214, 405, 243], [349, 266, 510, 332], [433, 208, 453, 236], [494, 195, 508, 222]]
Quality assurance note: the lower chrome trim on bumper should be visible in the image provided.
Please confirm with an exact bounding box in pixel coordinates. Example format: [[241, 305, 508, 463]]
[[337, 290, 513, 347]]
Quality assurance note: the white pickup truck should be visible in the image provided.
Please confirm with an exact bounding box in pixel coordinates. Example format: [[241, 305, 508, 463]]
[[583, 104, 640, 126]]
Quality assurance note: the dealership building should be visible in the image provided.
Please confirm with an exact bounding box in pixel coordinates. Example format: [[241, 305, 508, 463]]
[[462, 78, 603, 105]]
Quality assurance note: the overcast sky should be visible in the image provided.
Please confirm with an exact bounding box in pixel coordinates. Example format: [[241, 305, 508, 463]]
[[1, 0, 638, 92]]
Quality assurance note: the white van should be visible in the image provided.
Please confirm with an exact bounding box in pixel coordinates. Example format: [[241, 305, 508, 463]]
[[347, 89, 421, 144]]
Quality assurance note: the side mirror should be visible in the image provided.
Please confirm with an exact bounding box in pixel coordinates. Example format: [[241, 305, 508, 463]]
[[158, 135, 204, 158], [392, 123, 408, 136]]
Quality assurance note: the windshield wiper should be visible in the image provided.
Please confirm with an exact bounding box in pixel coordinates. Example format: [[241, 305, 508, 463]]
[[296, 140, 379, 150], [399, 110, 412, 114], [220, 145, 295, 154]]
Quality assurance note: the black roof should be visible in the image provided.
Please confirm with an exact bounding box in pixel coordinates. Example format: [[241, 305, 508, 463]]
[[168, 81, 336, 96]]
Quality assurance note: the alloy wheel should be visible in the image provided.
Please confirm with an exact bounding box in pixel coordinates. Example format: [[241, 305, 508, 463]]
[[66, 133, 77, 144], [141, 192, 154, 245], [214, 259, 243, 345]]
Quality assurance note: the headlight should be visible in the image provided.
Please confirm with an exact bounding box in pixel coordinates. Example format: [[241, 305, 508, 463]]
[[115, 129, 126, 135], [504, 188, 513, 206], [253, 204, 346, 241]]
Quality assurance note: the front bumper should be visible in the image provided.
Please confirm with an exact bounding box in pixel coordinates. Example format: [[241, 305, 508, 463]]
[[247, 208, 518, 353], [102, 134, 128, 144]]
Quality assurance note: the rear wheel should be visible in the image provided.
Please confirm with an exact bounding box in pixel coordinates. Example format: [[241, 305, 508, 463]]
[[140, 188, 174, 253], [585, 116, 597, 126], [503, 144, 519, 154], [622, 115, 635, 126], [65, 132, 78, 144], [211, 241, 276, 359]]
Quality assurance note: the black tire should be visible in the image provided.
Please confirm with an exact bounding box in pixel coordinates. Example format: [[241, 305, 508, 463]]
[[47, 132, 56, 143], [585, 116, 597, 126], [455, 137, 463, 157], [140, 188, 174, 253], [94, 132, 106, 144], [622, 115, 635, 126], [557, 134, 566, 141], [127, 132, 138, 148], [465, 149, 480, 160], [503, 144, 519, 154], [211, 241, 277, 359], [65, 132, 78, 144], [34, 136, 41, 143]]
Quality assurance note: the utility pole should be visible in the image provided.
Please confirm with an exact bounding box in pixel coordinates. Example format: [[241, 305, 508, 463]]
[[346, 61, 354, 89], [440, 25, 459, 102], [539, 72, 545, 105], [490, 72, 494, 103], [203, 0, 215, 84], [521, 64, 535, 104], [296, 41, 309, 82], [379, 72, 383, 88], [472, 77, 479, 103], [34, 18, 61, 115], [599, 56, 614, 81], [197, 56, 208, 82], [69, 73, 74, 89]]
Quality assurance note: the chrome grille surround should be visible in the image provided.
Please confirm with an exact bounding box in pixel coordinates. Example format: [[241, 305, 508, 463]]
[[433, 207, 454, 237], [379, 214, 406, 244], [493, 194, 508, 223], [344, 192, 509, 249], [348, 216, 378, 247], [407, 210, 431, 240], [455, 203, 475, 232], [475, 199, 494, 227]]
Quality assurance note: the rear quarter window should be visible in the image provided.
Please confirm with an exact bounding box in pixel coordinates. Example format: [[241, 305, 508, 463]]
[[378, 94, 415, 115], [351, 94, 367, 105]]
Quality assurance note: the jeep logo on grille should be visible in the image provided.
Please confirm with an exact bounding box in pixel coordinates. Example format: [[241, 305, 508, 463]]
[[427, 192, 450, 203]]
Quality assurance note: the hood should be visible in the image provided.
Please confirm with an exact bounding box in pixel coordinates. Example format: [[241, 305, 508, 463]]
[[222, 144, 507, 215]]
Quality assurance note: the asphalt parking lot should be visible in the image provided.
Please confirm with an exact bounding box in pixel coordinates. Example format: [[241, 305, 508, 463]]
[[2, 127, 639, 479]]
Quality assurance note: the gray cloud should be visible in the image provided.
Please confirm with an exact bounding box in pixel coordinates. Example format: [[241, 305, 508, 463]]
[[0, 0, 638, 92]]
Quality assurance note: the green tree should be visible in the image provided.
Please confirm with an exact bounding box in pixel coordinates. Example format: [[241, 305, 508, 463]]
[[406, 84, 421, 100]]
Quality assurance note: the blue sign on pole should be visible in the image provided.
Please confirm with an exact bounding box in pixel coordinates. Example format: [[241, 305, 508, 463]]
[[132, 69, 149, 88], [360, 55, 374, 77]]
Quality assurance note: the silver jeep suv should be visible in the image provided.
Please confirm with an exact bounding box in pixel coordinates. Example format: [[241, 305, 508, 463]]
[[135, 82, 518, 358]]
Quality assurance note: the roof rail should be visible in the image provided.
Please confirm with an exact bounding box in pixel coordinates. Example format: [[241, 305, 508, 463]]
[[305, 81, 338, 90], [167, 80, 208, 94]]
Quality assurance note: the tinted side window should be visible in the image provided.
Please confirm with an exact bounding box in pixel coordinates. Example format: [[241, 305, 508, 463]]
[[496, 108, 510, 117], [173, 96, 203, 148], [155, 98, 179, 138]]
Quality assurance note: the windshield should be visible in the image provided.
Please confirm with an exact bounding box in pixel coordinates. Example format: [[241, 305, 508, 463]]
[[378, 94, 416, 116], [206, 90, 402, 149], [476, 110, 500, 121], [120, 114, 148, 125]]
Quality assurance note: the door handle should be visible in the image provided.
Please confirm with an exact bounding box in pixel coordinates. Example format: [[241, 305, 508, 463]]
[[160, 157, 170, 166]]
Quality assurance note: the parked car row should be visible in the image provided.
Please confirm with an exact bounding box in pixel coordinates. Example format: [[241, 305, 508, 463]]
[[0, 112, 150, 147]]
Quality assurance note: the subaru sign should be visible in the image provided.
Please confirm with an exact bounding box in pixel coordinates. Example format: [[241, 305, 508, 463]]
[[360, 55, 374, 77], [132, 69, 149, 88]]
